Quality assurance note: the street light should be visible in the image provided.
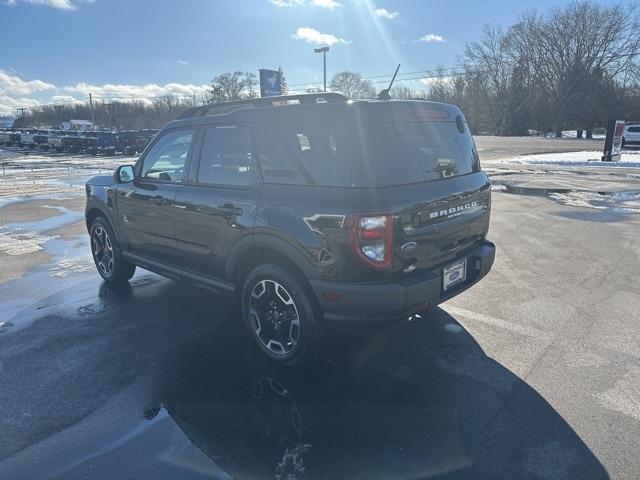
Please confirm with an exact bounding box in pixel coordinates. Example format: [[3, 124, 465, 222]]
[[314, 46, 330, 92]]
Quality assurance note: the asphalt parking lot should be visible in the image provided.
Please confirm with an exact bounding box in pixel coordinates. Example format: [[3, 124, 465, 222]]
[[1, 137, 639, 479]]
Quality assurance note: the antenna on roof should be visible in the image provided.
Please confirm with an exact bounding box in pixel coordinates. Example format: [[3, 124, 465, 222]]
[[377, 64, 401, 100]]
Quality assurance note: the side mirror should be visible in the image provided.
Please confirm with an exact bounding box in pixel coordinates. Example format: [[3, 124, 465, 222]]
[[114, 165, 135, 183]]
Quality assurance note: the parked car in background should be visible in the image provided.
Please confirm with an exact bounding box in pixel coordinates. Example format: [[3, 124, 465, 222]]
[[623, 124, 640, 148]]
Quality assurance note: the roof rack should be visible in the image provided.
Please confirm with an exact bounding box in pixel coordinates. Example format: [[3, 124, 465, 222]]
[[179, 92, 349, 119]]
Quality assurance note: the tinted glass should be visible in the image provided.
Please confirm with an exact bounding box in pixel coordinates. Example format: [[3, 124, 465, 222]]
[[278, 124, 354, 187], [254, 125, 306, 185], [197, 126, 253, 186], [265, 121, 477, 187], [141, 129, 194, 182], [628, 126, 640, 133], [373, 121, 478, 186]]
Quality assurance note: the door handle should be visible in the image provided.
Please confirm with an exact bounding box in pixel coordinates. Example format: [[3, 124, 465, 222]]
[[217, 204, 242, 216], [151, 195, 167, 206]]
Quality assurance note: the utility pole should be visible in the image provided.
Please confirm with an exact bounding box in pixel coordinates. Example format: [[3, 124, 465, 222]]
[[17, 108, 26, 117], [314, 46, 330, 92], [89, 93, 96, 130]]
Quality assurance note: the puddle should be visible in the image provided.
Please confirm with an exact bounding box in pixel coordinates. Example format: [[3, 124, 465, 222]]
[[2, 206, 83, 232]]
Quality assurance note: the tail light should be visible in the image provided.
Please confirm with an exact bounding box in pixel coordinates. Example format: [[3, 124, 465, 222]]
[[350, 213, 393, 270]]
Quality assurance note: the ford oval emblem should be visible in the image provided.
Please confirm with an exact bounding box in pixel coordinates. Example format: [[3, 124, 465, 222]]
[[401, 241, 417, 253]]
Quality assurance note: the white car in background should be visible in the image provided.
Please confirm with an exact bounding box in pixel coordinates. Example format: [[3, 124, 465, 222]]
[[623, 124, 640, 148]]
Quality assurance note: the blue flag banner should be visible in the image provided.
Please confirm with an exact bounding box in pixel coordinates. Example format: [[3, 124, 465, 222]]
[[259, 69, 282, 97]]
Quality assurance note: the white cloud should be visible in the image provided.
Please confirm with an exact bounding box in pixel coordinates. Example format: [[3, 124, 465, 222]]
[[418, 33, 445, 43], [177, 59, 189, 65], [0, 70, 55, 96], [310, 0, 340, 9], [0, 70, 211, 115], [270, 0, 339, 7], [269, 0, 304, 6], [49, 94, 83, 104], [4, 0, 93, 10], [64, 81, 211, 99], [0, 95, 41, 116], [374, 8, 397, 19], [292, 27, 349, 46]]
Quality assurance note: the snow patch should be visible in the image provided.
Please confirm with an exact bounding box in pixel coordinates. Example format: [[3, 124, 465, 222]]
[[48, 257, 94, 277], [0, 230, 54, 255], [500, 150, 640, 169], [548, 191, 640, 213]]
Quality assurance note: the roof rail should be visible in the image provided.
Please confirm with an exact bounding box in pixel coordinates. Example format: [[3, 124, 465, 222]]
[[179, 92, 348, 119]]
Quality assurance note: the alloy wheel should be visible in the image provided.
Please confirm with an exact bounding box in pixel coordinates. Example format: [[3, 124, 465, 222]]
[[91, 225, 114, 277], [249, 280, 301, 355]]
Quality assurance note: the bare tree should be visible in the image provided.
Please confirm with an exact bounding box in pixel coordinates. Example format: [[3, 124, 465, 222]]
[[390, 86, 427, 99], [460, 25, 514, 134], [209, 71, 258, 103], [509, 1, 640, 133], [329, 71, 377, 99]]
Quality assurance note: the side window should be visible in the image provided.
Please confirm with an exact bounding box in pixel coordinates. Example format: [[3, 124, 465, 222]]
[[254, 125, 307, 185], [197, 126, 253, 186], [141, 129, 194, 182], [629, 127, 640, 133], [278, 125, 352, 187]]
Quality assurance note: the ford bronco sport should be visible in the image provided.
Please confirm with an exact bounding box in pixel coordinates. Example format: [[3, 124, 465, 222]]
[[85, 93, 495, 366]]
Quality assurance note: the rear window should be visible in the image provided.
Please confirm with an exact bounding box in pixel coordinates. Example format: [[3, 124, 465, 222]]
[[255, 119, 479, 187]]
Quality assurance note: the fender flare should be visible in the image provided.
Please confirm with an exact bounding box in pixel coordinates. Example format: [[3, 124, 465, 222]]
[[85, 198, 122, 242], [225, 233, 319, 281]]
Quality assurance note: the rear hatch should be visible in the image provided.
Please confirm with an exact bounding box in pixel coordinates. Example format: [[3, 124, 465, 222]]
[[261, 100, 490, 278], [371, 103, 491, 274], [344, 101, 491, 276]]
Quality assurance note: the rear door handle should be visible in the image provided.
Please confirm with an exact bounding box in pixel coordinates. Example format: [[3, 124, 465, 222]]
[[151, 195, 167, 206], [217, 204, 242, 216]]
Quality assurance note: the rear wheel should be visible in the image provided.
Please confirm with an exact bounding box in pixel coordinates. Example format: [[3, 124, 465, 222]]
[[241, 264, 320, 367], [90, 217, 136, 283]]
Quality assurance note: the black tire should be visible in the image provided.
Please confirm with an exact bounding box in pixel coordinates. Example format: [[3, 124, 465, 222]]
[[90, 217, 136, 283], [241, 264, 320, 367]]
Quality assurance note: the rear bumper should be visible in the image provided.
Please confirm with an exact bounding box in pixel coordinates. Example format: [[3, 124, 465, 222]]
[[309, 241, 495, 324]]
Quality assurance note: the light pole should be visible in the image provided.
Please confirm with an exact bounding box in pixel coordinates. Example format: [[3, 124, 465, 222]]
[[314, 46, 330, 92]]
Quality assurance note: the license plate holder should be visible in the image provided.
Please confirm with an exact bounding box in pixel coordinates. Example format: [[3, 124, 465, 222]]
[[443, 259, 467, 292]]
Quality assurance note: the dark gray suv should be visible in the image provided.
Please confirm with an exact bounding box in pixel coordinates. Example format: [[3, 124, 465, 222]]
[[85, 93, 495, 366]]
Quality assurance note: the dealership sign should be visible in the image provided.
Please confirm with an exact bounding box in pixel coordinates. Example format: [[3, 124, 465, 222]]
[[259, 69, 282, 97], [602, 119, 625, 162]]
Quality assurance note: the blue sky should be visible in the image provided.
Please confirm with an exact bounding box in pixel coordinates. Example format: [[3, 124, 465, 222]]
[[0, 0, 626, 115]]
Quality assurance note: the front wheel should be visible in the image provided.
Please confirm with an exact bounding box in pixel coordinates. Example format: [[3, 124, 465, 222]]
[[241, 265, 320, 367], [90, 217, 136, 283]]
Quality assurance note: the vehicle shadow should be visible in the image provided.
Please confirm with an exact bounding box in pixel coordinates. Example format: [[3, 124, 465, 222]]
[[157, 306, 609, 480], [0, 276, 609, 479]]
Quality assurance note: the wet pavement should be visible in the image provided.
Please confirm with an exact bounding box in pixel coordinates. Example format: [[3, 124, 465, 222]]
[[0, 274, 608, 479], [2, 142, 640, 479]]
